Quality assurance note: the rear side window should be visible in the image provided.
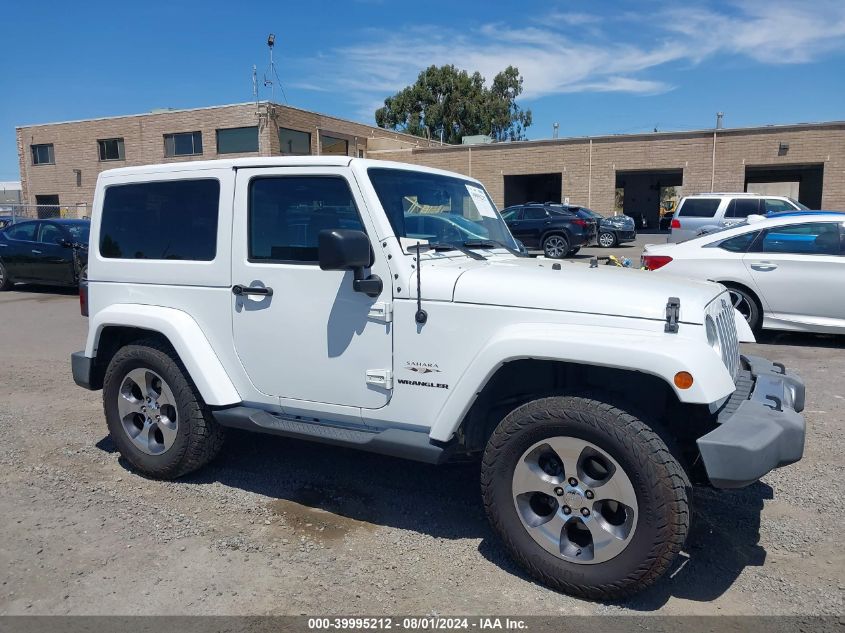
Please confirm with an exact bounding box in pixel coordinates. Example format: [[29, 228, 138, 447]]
[[717, 231, 760, 252], [248, 176, 364, 263], [726, 198, 761, 218], [678, 198, 720, 218], [100, 179, 220, 260], [763, 198, 797, 213], [523, 207, 548, 220]]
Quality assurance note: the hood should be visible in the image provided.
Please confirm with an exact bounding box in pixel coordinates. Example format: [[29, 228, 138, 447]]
[[414, 255, 721, 324]]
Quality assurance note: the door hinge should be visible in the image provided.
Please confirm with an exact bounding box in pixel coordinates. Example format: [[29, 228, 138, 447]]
[[365, 369, 393, 389], [368, 302, 393, 323]]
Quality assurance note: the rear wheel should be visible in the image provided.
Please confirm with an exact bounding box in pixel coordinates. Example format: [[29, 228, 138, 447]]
[[103, 339, 224, 479], [0, 260, 11, 290], [543, 234, 569, 259], [481, 395, 689, 599], [598, 231, 617, 248], [724, 284, 762, 332]]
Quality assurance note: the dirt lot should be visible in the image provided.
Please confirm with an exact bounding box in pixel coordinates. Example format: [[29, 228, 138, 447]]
[[0, 285, 843, 616]]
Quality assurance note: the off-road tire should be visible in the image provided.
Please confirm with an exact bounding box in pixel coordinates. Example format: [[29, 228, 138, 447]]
[[103, 338, 225, 479], [0, 260, 12, 291], [481, 395, 689, 600]]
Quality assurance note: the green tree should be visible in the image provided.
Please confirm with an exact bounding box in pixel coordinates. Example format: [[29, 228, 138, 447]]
[[375, 64, 532, 144]]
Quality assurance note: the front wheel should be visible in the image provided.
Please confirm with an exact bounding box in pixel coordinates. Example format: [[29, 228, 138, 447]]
[[598, 231, 617, 248], [481, 395, 689, 599], [543, 234, 569, 259]]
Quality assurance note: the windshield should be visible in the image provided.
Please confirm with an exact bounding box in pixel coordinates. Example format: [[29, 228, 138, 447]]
[[368, 168, 518, 251], [65, 223, 90, 243]]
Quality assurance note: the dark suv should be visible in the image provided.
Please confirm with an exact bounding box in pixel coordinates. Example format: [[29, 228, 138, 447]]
[[501, 202, 597, 258]]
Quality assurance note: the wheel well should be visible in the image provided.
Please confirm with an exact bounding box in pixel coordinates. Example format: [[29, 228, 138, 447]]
[[89, 326, 174, 389], [541, 230, 570, 244], [457, 359, 712, 481]]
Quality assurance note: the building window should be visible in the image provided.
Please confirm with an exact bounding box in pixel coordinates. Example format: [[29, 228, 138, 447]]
[[164, 131, 203, 157], [98, 138, 125, 161], [278, 128, 311, 155], [31, 144, 55, 165], [320, 134, 348, 156], [100, 179, 220, 260], [216, 126, 259, 154]]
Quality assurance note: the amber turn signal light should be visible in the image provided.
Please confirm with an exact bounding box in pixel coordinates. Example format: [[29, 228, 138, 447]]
[[674, 371, 694, 389]]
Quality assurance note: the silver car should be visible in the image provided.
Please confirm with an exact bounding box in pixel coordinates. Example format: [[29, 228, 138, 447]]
[[669, 193, 808, 243], [644, 212, 845, 333]]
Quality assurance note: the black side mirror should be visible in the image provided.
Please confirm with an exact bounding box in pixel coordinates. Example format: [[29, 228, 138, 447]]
[[318, 229, 373, 270], [318, 229, 382, 298], [57, 238, 73, 248]]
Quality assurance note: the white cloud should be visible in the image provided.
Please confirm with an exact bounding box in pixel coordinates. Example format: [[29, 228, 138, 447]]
[[294, 1, 845, 119]]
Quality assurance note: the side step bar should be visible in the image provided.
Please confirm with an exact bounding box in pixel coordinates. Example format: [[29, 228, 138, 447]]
[[212, 406, 453, 464]]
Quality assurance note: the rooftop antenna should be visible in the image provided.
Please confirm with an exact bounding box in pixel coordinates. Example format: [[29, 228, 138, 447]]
[[553, 122, 559, 139], [716, 112, 724, 129], [263, 33, 288, 104]]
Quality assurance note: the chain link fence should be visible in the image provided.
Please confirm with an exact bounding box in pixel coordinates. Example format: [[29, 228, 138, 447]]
[[0, 203, 90, 224]]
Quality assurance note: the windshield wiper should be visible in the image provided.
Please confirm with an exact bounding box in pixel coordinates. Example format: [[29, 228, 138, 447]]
[[421, 242, 486, 260], [462, 239, 525, 257]]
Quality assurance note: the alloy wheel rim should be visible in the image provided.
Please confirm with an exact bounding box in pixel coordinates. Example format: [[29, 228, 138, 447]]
[[545, 237, 567, 258], [599, 233, 614, 247], [117, 368, 179, 455], [512, 436, 638, 564], [728, 289, 754, 324]]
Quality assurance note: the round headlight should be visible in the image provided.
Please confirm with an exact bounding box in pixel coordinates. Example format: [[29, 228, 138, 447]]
[[705, 315, 721, 356]]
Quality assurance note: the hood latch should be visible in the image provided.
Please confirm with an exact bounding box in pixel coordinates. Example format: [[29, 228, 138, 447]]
[[664, 297, 681, 333]]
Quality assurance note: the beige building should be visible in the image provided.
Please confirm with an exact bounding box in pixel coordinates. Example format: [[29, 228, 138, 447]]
[[16, 105, 845, 226], [371, 121, 845, 226], [15, 101, 436, 216]]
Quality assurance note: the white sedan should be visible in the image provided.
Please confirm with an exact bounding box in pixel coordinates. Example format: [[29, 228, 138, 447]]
[[642, 212, 845, 334]]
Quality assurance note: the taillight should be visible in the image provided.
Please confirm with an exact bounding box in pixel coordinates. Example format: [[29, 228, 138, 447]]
[[670, 218, 681, 229], [572, 218, 587, 227], [642, 255, 673, 271], [79, 280, 89, 316]]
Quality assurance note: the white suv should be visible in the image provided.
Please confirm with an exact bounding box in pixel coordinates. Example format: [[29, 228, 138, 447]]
[[72, 157, 805, 599], [669, 193, 808, 242]]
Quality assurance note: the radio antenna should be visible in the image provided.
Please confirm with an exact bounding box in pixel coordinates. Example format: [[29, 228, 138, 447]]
[[414, 242, 428, 325]]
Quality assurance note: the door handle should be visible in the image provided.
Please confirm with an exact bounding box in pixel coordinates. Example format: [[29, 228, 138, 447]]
[[232, 284, 273, 297], [750, 262, 778, 271], [31, 249, 42, 254]]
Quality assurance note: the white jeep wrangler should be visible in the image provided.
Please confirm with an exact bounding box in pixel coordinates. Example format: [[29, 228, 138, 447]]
[[72, 157, 805, 599]]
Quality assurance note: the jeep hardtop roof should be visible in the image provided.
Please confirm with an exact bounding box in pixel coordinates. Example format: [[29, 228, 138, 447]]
[[96, 157, 480, 183]]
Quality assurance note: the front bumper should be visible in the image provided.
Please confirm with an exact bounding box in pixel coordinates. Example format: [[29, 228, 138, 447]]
[[697, 355, 806, 488], [617, 229, 637, 243]]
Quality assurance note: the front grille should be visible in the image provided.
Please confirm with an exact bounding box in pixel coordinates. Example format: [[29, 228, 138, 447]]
[[707, 293, 741, 381]]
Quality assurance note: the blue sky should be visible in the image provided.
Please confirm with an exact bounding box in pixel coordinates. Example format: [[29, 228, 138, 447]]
[[1, 0, 844, 180]]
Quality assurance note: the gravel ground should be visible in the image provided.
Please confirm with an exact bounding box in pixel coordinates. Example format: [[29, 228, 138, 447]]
[[0, 285, 842, 616]]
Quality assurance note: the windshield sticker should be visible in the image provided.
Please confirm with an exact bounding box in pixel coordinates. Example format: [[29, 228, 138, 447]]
[[466, 185, 498, 219]]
